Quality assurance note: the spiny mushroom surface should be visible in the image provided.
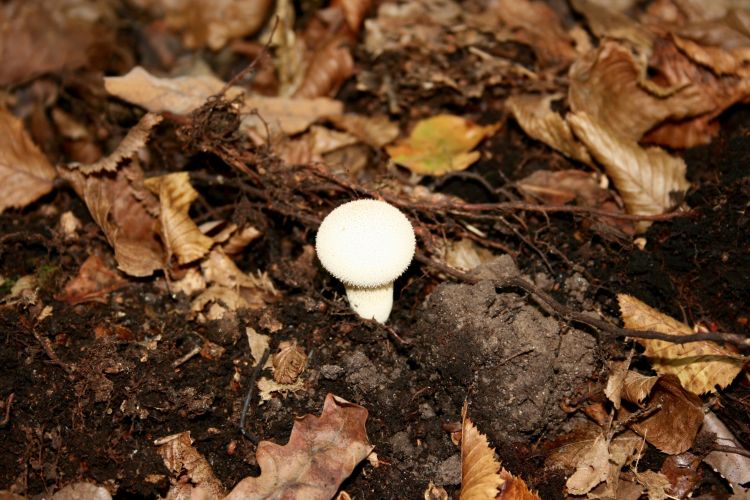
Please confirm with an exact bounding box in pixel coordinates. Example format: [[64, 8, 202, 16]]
[[315, 199, 416, 323]]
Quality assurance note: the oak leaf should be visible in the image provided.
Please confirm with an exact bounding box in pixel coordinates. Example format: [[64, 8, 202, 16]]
[[144, 172, 213, 266], [225, 394, 373, 500], [0, 109, 57, 213], [387, 115, 499, 176], [618, 294, 744, 394]]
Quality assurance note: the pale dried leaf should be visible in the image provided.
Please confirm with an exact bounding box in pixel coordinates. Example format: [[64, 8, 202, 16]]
[[257, 376, 305, 403], [628, 375, 704, 455], [200, 249, 277, 300], [327, 113, 400, 148], [191, 285, 248, 318], [459, 406, 504, 500], [242, 95, 344, 136], [634, 470, 671, 500], [170, 267, 206, 296], [621, 370, 658, 405], [154, 431, 225, 499], [68, 113, 163, 174], [506, 94, 593, 167], [58, 163, 164, 277], [570, 0, 653, 51], [703, 410, 750, 493], [144, 172, 213, 265], [51, 483, 112, 500], [225, 394, 373, 500], [330, 0, 372, 33], [604, 359, 630, 410], [442, 239, 495, 272], [567, 112, 689, 231], [245, 327, 271, 368], [566, 433, 609, 495], [105, 66, 243, 115], [497, 467, 541, 500], [516, 169, 607, 206], [272, 341, 307, 384], [424, 481, 449, 500], [0, 108, 57, 213], [618, 294, 744, 394], [294, 35, 354, 99], [222, 226, 262, 255]]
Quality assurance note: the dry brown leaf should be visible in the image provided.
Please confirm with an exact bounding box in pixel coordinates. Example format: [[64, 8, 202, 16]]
[[50, 483, 112, 500], [565, 433, 609, 495], [567, 112, 689, 231], [257, 376, 305, 403], [57, 254, 127, 305], [491, 0, 577, 67], [104, 66, 243, 116], [627, 375, 704, 455], [459, 405, 504, 500], [275, 125, 359, 165], [68, 113, 163, 174], [570, 0, 653, 51], [200, 249, 278, 305], [272, 341, 307, 384], [604, 359, 631, 410], [703, 410, 750, 493], [59, 163, 164, 277], [243, 96, 344, 137], [634, 470, 671, 500], [0, 108, 57, 213], [245, 327, 271, 368], [618, 293, 744, 394], [442, 239, 495, 272], [568, 40, 714, 143], [497, 468, 540, 500], [0, 0, 114, 86], [294, 35, 354, 99], [516, 169, 609, 206], [424, 481, 449, 500], [660, 452, 702, 498], [621, 370, 658, 405], [144, 173, 213, 266], [222, 225, 262, 255], [327, 114, 400, 148], [506, 94, 593, 167], [225, 394, 373, 500], [138, 0, 272, 50], [154, 431, 225, 499], [330, 0, 372, 34]]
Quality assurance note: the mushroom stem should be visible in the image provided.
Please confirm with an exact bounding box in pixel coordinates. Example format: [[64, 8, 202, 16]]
[[345, 283, 394, 323]]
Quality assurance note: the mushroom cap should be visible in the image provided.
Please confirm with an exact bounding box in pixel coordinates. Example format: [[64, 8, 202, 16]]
[[316, 199, 416, 288]]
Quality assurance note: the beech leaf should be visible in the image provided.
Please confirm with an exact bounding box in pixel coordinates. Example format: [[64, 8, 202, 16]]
[[0, 108, 57, 213], [144, 172, 214, 265], [386, 115, 499, 176], [225, 394, 373, 500], [568, 112, 689, 231], [618, 294, 744, 394], [459, 404, 504, 500]]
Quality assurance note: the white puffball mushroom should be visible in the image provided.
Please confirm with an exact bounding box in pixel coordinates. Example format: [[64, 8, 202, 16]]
[[316, 199, 416, 323]]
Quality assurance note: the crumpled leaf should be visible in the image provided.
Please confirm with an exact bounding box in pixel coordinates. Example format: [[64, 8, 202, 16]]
[[294, 34, 355, 99], [516, 169, 610, 207], [604, 359, 630, 410], [565, 433, 609, 495], [567, 112, 689, 231], [387, 115, 499, 176], [272, 341, 307, 384], [225, 394, 373, 500], [618, 294, 744, 394], [627, 375, 704, 455], [327, 114, 400, 148], [0, 0, 114, 86], [621, 370, 658, 405], [506, 94, 593, 167], [257, 376, 305, 403], [459, 404, 504, 500], [703, 410, 750, 493], [634, 470, 671, 499], [50, 482, 112, 500], [144, 172, 214, 266], [660, 452, 702, 498], [57, 254, 127, 305], [154, 431, 226, 500], [0, 108, 57, 213], [497, 467, 540, 500], [570, 0, 653, 52], [59, 163, 164, 277]]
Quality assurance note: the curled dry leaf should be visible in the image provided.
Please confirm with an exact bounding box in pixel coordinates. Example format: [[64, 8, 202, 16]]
[[570, 0, 653, 51], [506, 94, 593, 167], [59, 162, 164, 277], [702, 410, 750, 493], [144, 172, 213, 266], [618, 294, 744, 394], [387, 115, 499, 176], [57, 254, 127, 305], [567, 112, 689, 231], [0, 108, 57, 213], [67, 113, 163, 174], [0, 0, 114, 86], [272, 341, 307, 384], [246, 327, 271, 368], [50, 482, 112, 500], [225, 394, 373, 500], [490, 0, 577, 67], [497, 468, 540, 500], [154, 431, 225, 499], [327, 113, 400, 148], [604, 359, 630, 410], [621, 370, 658, 405], [200, 248, 278, 308], [459, 405, 504, 500], [627, 375, 704, 455], [565, 433, 609, 495], [660, 452, 702, 498], [516, 169, 608, 206], [424, 481, 449, 500], [294, 35, 355, 99], [257, 376, 305, 403], [331, 0, 372, 34]]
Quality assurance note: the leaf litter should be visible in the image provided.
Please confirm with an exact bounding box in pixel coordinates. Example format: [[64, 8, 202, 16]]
[[1, 0, 750, 498]]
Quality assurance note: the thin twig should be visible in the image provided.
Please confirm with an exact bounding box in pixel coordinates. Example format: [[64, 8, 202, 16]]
[[239, 347, 271, 441], [711, 444, 750, 459]]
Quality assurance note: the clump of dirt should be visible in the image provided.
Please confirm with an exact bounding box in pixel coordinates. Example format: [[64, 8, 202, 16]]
[[415, 256, 598, 448]]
